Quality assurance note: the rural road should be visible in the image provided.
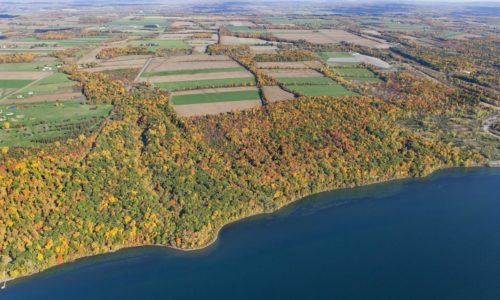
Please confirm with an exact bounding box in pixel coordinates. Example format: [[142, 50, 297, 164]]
[[134, 57, 153, 82]]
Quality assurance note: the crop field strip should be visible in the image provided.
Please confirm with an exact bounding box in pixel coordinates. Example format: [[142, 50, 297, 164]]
[[171, 90, 260, 105], [143, 71, 253, 84], [0, 79, 34, 89], [144, 54, 257, 93], [276, 77, 337, 85], [286, 84, 356, 97], [0, 61, 60, 72], [126, 39, 191, 50], [334, 67, 381, 82], [141, 67, 245, 77], [257, 57, 355, 98], [155, 77, 256, 92], [319, 51, 352, 61]]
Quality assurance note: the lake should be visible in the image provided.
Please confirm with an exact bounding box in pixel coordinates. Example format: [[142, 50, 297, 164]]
[[3, 168, 500, 299]]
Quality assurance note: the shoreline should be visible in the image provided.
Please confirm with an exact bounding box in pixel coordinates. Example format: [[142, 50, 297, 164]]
[[3, 163, 497, 286]]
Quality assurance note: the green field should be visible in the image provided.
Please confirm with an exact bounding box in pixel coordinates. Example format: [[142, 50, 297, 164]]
[[10, 73, 76, 98], [276, 77, 336, 85], [287, 84, 355, 97], [319, 52, 352, 61], [155, 77, 255, 92], [227, 26, 267, 33], [127, 39, 191, 50], [142, 67, 246, 77], [265, 17, 334, 26], [172, 90, 260, 105], [438, 31, 467, 40], [0, 79, 33, 89], [0, 61, 60, 72], [0, 101, 112, 146], [334, 68, 381, 82], [110, 17, 170, 28], [15, 36, 112, 48]]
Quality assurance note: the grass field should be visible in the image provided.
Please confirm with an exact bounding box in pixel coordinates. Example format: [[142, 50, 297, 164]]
[[0, 101, 112, 146], [142, 67, 245, 77], [17, 36, 111, 47], [155, 77, 255, 91], [0, 61, 60, 72], [10, 73, 76, 98], [438, 31, 467, 40], [334, 68, 381, 82], [0, 79, 33, 89], [227, 26, 267, 33], [266, 17, 334, 26], [127, 39, 191, 50], [319, 52, 352, 61], [172, 90, 260, 105], [110, 17, 170, 28], [276, 77, 336, 85], [287, 84, 355, 97]]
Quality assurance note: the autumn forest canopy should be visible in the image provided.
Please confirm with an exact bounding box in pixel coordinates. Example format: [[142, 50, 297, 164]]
[[0, 3, 499, 281]]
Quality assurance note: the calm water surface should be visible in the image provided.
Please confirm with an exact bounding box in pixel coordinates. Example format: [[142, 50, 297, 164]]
[[3, 168, 500, 300]]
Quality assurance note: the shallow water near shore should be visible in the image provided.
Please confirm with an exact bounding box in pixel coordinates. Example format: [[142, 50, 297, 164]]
[[3, 167, 500, 299]]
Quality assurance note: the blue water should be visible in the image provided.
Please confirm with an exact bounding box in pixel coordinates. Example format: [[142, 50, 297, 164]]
[[3, 168, 500, 300]]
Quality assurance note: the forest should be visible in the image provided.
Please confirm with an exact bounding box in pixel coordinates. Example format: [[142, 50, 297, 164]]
[[0, 64, 483, 279]]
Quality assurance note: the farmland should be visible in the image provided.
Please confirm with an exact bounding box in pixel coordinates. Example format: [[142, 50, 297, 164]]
[[256, 57, 353, 99], [155, 77, 255, 92], [126, 38, 191, 50], [1, 2, 500, 288], [0, 61, 60, 72], [267, 29, 390, 49], [334, 67, 381, 82], [142, 67, 245, 77], [0, 101, 112, 146], [0, 79, 33, 89], [172, 90, 260, 105], [8, 72, 80, 101], [142, 54, 256, 92], [276, 77, 336, 85], [138, 54, 260, 115], [286, 84, 356, 97]]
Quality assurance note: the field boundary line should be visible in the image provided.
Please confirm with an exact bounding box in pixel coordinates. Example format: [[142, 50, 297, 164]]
[[0, 72, 52, 102], [134, 57, 153, 82]]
